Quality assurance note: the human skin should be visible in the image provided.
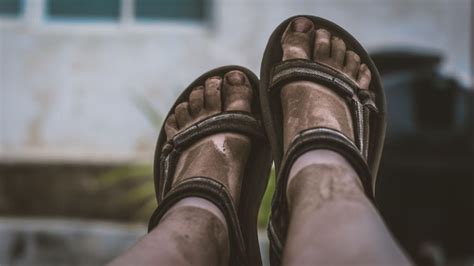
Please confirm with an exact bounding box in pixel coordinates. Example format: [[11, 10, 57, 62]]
[[279, 17, 412, 265], [111, 17, 413, 266]]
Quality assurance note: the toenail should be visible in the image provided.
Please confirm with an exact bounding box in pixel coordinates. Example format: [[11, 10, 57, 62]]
[[291, 17, 312, 33], [226, 71, 245, 85], [316, 28, 330, 35], [207, 77, 221, 86], [208, 76, 221, 82]]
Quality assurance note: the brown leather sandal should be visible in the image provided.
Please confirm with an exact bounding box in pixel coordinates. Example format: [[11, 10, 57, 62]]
[[148, 66, 273, 266], [259, 15, 387, 265]]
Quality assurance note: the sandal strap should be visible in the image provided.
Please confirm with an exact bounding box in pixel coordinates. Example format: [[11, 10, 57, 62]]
[[270, 59, 359, 98], [158, 112, 265, 202], [148, 176, 248, 266], [283, 127, 373, 197], [150, 112, 263, 266], [269, 127, 373, 256], [269, 59, 379, 160]]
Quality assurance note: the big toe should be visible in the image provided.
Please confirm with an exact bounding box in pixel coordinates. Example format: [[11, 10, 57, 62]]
[[223, 70, 253, 113], [281, 17, 314, 60]]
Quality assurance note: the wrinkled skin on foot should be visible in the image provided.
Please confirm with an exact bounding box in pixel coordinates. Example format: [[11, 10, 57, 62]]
[[280, 17, 372, 152], [164, 70, 254, 204]]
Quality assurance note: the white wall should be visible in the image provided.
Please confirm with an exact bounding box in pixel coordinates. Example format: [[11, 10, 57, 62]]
[[0, 0, 471, 163]]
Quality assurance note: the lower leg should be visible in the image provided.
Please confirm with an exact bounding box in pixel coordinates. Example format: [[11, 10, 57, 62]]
[[111, 71, 255, 266], [283, 150, 412, 265], [109, 197, 229, 266]]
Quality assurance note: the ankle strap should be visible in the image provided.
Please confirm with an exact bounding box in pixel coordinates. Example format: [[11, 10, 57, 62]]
[[268, 127, 373, 258], [148, 176, 248, 266]]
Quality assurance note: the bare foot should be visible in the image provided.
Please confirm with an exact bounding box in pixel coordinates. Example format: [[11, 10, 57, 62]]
[[280, 17, 372, 153], [278, 18, 411, 266], [164, 70, 254, 205], [112, 71, 257, 266], [278, 16, 374, 209]]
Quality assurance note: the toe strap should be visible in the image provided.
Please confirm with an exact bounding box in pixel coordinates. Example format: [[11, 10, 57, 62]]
[[269, 59, 360, 99], [148, 176, 248, 266], [158, 112, 265, 202], [167, 112, 265, 149]]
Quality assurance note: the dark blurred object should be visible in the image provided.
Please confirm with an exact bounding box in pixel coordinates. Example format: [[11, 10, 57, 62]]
[[372, 48, 474, 265]]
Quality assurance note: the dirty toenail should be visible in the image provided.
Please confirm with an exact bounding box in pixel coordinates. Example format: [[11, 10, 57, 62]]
[[291, 17, 312, 33], [226, 71, 245, 85], [193, 85, 204, 91], [208, 76, 221, 82], [207, 76, 221, 86]]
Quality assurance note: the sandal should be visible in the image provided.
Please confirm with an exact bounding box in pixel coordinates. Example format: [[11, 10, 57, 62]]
[[148, 66, 273, 266], [259, 15, 387, 265]]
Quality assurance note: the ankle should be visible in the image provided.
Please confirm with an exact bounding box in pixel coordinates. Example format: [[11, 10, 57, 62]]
[[153, 197, 230, 265], [288, 149, 356, 180], [165, 197, 228, 229], [286, 150, 366, 211]]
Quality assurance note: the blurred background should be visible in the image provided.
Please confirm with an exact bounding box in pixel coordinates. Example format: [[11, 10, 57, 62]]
[[0, 0, 472, 265]]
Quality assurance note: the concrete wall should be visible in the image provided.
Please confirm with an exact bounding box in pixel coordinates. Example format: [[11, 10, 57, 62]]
[[0, 218, 144, 265], [1, 0, 471, 163]]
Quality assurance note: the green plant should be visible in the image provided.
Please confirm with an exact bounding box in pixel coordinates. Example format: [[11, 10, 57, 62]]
[[258, 167, 275, 228], [97, 164, 156, 220]]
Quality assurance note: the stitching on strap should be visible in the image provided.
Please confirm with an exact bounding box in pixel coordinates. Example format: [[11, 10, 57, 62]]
[[357, 90, 378, 159], [269, 59, 359, 98], [362, 106, 370, 159], [352, 99, 365, 152], [172, 112, 264, 148]]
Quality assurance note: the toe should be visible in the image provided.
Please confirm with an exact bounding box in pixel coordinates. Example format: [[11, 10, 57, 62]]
[[330, 36, 346, 69], [281, 17, 314, 60], [357, 64, 371, 90], [343, 51, 361, 79], [174, 102, 192, 129], [188, 86, 204, 116], [204, 76, 222, 112], [314, 28, 331, 63], [223, 70, 252, 113], [164, 114, 178, 139]]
